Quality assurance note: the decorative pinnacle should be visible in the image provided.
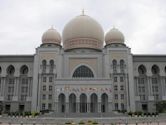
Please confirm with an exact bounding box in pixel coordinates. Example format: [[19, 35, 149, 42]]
[[51, 25, 54, 29], [82, 9, 85, 15]]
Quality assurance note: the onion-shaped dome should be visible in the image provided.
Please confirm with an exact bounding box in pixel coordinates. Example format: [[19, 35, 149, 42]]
[[105, 28, 124, 45], [62, 14, 104, 51], [42, 27, 61, 45]]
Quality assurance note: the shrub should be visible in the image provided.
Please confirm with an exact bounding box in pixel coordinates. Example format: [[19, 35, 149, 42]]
[[79, 121, 85, 124], [92, 121, 98, 124], [128, 112, 132, 116], [65, 122, 72, 124], [31, 112, 39, 117]]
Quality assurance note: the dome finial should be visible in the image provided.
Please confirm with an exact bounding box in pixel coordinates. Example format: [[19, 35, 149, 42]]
[[51, 25, 54, 29], [81, 9, 85, 15]]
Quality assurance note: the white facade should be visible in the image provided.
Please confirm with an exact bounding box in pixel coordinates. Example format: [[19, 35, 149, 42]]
[[0, 13, 166, 116]]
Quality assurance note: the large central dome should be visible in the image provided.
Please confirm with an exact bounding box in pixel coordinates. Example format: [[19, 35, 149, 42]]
[[62, 14, 104, 51]]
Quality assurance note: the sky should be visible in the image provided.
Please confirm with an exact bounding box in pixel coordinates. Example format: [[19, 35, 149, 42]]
[[0, 0, 166, 54]]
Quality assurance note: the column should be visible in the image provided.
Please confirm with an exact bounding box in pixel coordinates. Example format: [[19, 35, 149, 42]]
[[76, 96, 79, 113], [87, 95, 90, 113]]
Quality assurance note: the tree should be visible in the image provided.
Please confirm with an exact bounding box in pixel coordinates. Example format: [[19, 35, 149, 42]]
[[156, 101, 166, 113]]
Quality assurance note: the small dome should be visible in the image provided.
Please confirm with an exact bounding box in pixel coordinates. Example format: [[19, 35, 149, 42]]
[[62, 14, 104, 50], [105, 28, 124, 45], [42, 27, 61, 45]]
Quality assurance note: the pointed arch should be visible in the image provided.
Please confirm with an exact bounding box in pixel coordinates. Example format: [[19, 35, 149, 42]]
[[7, 65, 15, 75], [80, 93, 87, 113], [49, 60, 54, 73], [101, 93, 108, 113], [112, 60, 117, 73], [69, 93, 76, 113], [20, 65, 29, 75], [42, 60, 46, 73], [58, 93, 66, 113], [73, 65, 94, 78], [90, 93, 98, 113], [120, 59, 125, 73], [151, 65, 160, 75], [138, 65, 146, 75]]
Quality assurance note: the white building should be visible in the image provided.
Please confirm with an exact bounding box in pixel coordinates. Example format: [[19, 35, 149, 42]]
[[0, 13, 166, 117]]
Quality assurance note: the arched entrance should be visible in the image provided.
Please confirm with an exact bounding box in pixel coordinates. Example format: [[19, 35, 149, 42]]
[[58, 93, 65, 113], [80, 94, 87, 113], [101, 93, 108, 113], [90, 93, 98, 113], [69, 93, 76, 113]]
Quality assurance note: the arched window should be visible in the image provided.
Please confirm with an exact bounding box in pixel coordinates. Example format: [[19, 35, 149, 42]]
[[49, 60, 54, 73], [120, 60, 125, 73], [112, 60, 117, 73], [101, 93, 108, 113], [73, 65, 94, 78], [0, 66, 2, 74], [138, 65, 146, 75], [58, 93, 66, 113], [7, 65, 15, 75], [20, 65, 28, 75], [42, 60, 46, 73], [151, 65, 160, 75], [90, 93, 98, 113], [69, 93, 76, 113], [80, 93, 87, 113]]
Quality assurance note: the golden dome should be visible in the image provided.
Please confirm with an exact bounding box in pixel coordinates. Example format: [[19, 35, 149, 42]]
[[62, 15, 104, 50], [42, 27, 61, 45], [105, 28, 124, 45]]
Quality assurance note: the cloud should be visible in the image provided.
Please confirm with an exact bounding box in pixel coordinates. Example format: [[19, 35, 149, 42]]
[[0, 0, 166, 54]]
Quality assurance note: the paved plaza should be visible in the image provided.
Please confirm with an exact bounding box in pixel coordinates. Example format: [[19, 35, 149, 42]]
[[0, 116, 166, 125]]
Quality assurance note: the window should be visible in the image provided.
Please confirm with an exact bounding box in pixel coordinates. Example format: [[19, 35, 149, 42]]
[[8, 86, 14, 93], [21, 95, 27, 101], [42, 94, 46, 100], [21, 87, 28, 93], [7, 95, 13, 101], [8, 78, 14, 84], [114, 77, 117, 82], [151, 65, 160, 75], [112, 60, 117, 73], [48, 103, 52, 110], [121, 94, 124, 99], [152, 86, 158, 92], [140, 95, 146, 101], [48, 94, 52, 100], [115, 103, 118, 110], [120, 77, 124, 82], [120, 60, 125, 73], [121, 103, 125, 110], [20, 65, 28, 75], [43, 85, 46, 91], [152, 78, 157, 84], [0, 66, 2, 74], [49, 85, 52, 91], [42, 103, 45, 110], [21, 78, 28, 85], [120, 85, 124, 90], [49, 60, 54, 73], [43, 77, 47, 82], [114, 94, 118, 100], [42, 60, 46, 73], [138, 65, 146, 75], [0, 78, 1, 90], [73, 65, 94, 78], [142, 86, 145, 92], [7, 65, 15, 75], [114, 85, 118, 91], [49, 77, 53, 82], [154, 94, 159, 100]]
